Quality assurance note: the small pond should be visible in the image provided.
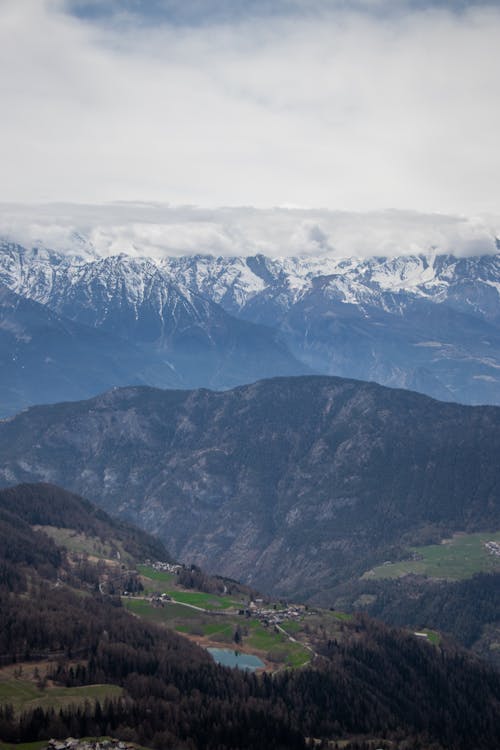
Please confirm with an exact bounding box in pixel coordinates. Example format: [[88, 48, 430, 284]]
[[207, 648, 265, 671]]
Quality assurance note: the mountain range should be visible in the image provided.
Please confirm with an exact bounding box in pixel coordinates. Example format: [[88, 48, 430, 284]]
[[4, 240, 500, 410], [1, 375, 499, 602], [0, 283, 184, 416], [0, 242, 307, 414]]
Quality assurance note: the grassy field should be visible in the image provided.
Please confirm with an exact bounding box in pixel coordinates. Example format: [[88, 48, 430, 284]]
[[129, 568, 311, 670], [0, 663, 122, 714], [280, 620, 301, 634], [246, 620, 280, 650], [137, 565, 176, 587], [165, 589, 242, 610], [365, 531, 500, 580], [245, 621, 310, 667], [422, 629, 441, 646], [124, 596, 310, 669], [124, 597, 200, 621], [33, 526, 128, 564], [138, 566, 246, 610]]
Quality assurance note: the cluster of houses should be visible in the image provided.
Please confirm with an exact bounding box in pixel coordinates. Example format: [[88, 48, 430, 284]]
[[145, 559, 183, 573], [143, 560, 312, 626], [149, 592, 172, 606], [484, 540, 500, 557], [46, 740, 133, 750], [244, 601, 308, 627], [147, 589, 310, 626]]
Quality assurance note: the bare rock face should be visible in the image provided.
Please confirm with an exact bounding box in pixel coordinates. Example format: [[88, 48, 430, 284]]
[[1, 376, 500, 602]]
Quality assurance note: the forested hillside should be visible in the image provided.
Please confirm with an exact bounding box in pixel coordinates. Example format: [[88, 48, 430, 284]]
[[1, 483, 500, 750], [1, 377, 500, 601]]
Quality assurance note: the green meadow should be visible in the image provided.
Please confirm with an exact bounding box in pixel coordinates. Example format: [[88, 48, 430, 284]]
[[366, 531, 500, 580], [0, 665, 122, 715]]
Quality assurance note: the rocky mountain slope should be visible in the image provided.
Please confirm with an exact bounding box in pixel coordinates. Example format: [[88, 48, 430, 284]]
[[4, 240, 500, 404], [0, 283, 180, 416], [1, 376, 499, 601], [160, 251, 500, 322]]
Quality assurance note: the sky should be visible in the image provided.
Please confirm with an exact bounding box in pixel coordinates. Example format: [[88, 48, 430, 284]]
[[0, 0, 499, 257], [1, 0, 499, 212]]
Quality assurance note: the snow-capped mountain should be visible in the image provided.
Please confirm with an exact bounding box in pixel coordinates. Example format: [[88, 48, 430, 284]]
[[7, 240, 500, 323], [3, 239, 500, 405], [160, 251, 500, 323], [157, 251, 500, 404], [0, 242, 308, 415]]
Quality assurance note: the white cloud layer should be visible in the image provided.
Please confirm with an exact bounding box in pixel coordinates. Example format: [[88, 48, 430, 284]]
[[0, 203, 498, 259], [0, 1, 499, 214]]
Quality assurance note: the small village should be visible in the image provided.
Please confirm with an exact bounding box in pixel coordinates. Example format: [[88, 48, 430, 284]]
[[147, 559, 183, 574], [46, 740, 134, 750], [244, 601, 308, 628], [145, 560, 311, 629]]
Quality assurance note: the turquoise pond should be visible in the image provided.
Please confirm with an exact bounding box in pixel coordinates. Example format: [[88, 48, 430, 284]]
[[207, 648, 265, 671]]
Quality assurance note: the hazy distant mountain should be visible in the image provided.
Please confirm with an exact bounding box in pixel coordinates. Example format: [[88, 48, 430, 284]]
[[0, 283, 181, 416], [0, 243, 308, 414], [4, 240, 500, 404], [161, 252, 500, 404], [1, 375, 499, 601]]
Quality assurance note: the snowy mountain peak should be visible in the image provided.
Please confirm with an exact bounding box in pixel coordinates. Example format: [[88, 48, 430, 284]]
[[3, 240, 500, 321], [4, 239, 500, 405]]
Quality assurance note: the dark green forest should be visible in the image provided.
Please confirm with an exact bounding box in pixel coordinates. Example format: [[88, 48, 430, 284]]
[[332, 572, 500, 667]]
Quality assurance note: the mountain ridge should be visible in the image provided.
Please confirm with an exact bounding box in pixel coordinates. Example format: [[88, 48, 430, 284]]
[[0, 243, 309, 414], [4, 240, 500, 404], [0, 282, 181, 416], [1, 375, 499, 602]]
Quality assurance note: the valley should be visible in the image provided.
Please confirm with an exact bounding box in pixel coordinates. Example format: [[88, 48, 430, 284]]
[[2, 235, 500, 749], [23, 523, 315, 673], [2, 483, 500, 750], [126, 563, 313, 670], [3, 0, 500, 745]]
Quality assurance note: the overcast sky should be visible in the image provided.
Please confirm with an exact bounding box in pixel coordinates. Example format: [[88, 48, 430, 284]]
[[1, 0, 499, 221]]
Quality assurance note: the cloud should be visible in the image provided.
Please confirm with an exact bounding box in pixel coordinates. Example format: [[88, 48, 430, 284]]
[[0, 203, 498, 259], [0, 1, 499, 215]]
